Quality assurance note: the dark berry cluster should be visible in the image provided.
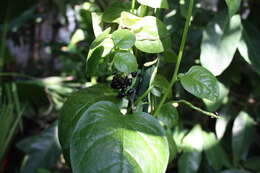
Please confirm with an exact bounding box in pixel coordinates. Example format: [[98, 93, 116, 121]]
[[111, 72, 137, 98]]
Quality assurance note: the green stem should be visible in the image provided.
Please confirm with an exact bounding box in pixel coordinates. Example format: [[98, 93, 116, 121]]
[[135, 85, 153, 106], [154, 0, 194, 115], [131, 0, 136, 13], [139, 5, 148, 17], [172, 100, 220, 118]]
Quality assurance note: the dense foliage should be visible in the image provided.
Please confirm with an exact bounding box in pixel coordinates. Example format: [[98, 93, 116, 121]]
[[1, 0, 260, 173]]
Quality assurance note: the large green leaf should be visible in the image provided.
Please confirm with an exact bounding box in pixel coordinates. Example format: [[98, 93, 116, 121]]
[[178, 125, 203, 173], [112, 29, 136, 49], [179, 66, 219, 101], [17, 122, 61, 173], [70, 101, 169, 173], [200, 11, 242, 76], [137, 0, 169, 9], [58, 84, 118, 164], [156, 103, 179, 128], [238, 23, 260, 76], [232, 111, 255, 165], [134, 16, 170, 53], [203, 132, 231, 170], [114, 51, 138, 73], [225, 0, 241, 17], [103, 2, 131, 23]]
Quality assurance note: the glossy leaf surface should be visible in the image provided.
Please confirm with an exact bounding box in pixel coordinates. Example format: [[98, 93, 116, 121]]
[[112, 29, 136, 49], [180, 66, 219, 101], [70, 101, 169, 173], [58, 84, 118, 163], [114, 51, 138, 73]]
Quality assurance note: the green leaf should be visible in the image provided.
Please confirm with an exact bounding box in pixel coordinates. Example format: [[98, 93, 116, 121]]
[[70, 101, 169, 173], [232, 111, 255, 165], [119, 12, 142, 28], [172, 127, 188, 152], [215, 108, 232, 139], [17, 122, 61, 173], [203, 132, 231, 170], [179, 66, 219, 101], [89, 27, 111, 51], [103, 2, 131, 23], [203, 81, 229, 112], [91, 12, 103, 37], [178, 151, 202, 173], [156, 103, 179, 128], [238, 23, 260, 76], [244, 157, 260, 171], [166, 129, 177, 162], [178, 125, 203, 173], [225, 0, 241, 17], [220, 169, 252, 173], [58, 84, 118, 164], [152, 75, 171, 98], [112, 29, 136, 49], [182, 125, 204, 152], [134, 16, 171, 53], [200, 11, 242, 76], [86, 41, 114, 76], [86, 29, 114, 76], [137, 0, 169, 9], [114, 51, 138, 73]]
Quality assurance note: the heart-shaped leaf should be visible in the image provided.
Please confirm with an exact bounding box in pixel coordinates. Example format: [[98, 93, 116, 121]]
[[114, 51, 138, 73], [58, 84, 118, 164], [112, 29, 136, 49], [70, 101, 169, 173], [134, 16, 170, 53], [179, 66, 219, 101], [137, 0, 169, 9], [200, 11, 242, 76]]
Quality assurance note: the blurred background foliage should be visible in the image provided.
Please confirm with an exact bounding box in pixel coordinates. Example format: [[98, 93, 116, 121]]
[[0, 0, 260, 173]]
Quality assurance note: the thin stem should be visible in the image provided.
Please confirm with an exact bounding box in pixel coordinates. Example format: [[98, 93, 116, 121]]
[[131, 0, 136, 13], [135, 85, 153, 106], [154, 0, 194, 115], [172, 100, 221, 118]]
